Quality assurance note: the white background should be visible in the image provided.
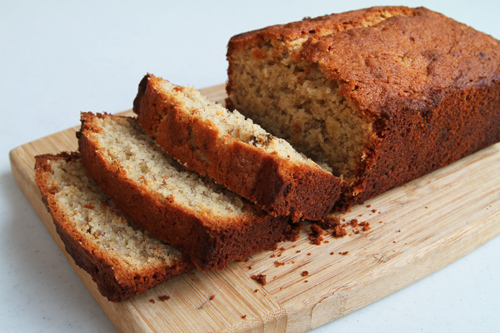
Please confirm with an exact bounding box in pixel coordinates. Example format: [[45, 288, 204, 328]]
[[1, 1, 499, 332]]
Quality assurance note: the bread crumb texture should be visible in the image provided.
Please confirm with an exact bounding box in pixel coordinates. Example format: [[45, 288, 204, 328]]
[[49, 157, 183, 270], [88, 115, 249, 219]]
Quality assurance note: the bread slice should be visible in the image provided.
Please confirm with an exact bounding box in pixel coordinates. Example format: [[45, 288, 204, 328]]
[[77, 112, 289, 271], [133, 73, 343, 221], [226, 6, 500, 208], [34, 153, 194, 302]]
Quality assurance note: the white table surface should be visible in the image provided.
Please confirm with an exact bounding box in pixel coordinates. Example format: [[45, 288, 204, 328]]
[[1, 1, 499, 332]]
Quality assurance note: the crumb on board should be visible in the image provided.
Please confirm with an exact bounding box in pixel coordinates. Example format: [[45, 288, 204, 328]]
[[274, 261, 285, 267], [359, 221, 371, 231], [301, 271, 309, 277], [251, 274, 267, 285], [159, 295, 171, 301], [149, 299, 155, 304], [209, 295, 215, 301], [309, 223, 325, 244], [333, 224, 347, 237]]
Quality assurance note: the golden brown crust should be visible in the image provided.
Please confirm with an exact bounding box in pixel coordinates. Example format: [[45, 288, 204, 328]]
[[133, 74, 343, 221], [77, 112, 289, 271], [227, 6, 500, 208], [34, 153, 194, 302]]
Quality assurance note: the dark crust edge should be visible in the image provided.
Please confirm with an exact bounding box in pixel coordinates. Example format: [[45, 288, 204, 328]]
[[34, 152, 194, 302], [77, 112, 289, 271], [133, 74, 343, 222]]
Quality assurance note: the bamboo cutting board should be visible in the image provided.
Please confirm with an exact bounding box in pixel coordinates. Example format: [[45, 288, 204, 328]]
[[9, 84, 500, 332]]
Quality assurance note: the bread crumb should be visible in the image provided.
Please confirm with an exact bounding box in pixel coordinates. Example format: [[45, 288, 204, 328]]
[[309, 223, 325, 245], [274, 261, 285, 267], [339, 251, 349, 255], [251, 274, 267, 285], [301, 271, 309, 277], [241, 315, 247, 319], [332, 224, 347, 237], [359, 221, 371, 231], [316, 215, 340, 230], [159, 295, 171, 301], [149, 299, 155, 304], [209, 295, 215, 301], [330, 252, 334, 255]]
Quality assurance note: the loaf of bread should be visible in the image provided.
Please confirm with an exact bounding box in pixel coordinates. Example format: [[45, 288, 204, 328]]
[[34, 153, 194, 301], [77, 112, 289, 271], [133, 73, 343, 222], [226, 6, 500, 208]]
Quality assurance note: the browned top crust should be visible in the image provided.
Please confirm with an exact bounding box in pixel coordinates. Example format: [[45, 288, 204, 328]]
[[228, 6, 500, 117]]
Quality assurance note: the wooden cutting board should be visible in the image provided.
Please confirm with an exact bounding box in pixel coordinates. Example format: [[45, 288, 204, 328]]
[[9, 84, 500, 332]]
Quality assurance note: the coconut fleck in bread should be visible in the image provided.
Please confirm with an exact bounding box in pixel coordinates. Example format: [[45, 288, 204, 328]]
[[34, 153, 194, 302], [226, 6, 500, 208], [77, 112, 289, 271], [133, 73, 343, 222]]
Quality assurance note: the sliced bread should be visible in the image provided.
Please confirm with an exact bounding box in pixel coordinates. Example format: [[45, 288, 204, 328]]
[[77, 112, 289, 271], [34, 152, 194, 302], [133, 73, 343, 221]]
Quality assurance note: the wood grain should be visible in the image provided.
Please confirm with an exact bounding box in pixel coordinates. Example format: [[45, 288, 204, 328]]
[[9, 84, 500, 332]]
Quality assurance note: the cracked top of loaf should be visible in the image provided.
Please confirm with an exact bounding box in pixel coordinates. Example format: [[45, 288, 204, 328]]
[[228, 6, 500, 116]]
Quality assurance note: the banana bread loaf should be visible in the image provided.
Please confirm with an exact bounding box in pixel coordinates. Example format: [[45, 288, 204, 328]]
[[226, 6, 500, 208], [35, 153, 194, 301], [77, 112, 289, 271], [133, 73, 343, 222]]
